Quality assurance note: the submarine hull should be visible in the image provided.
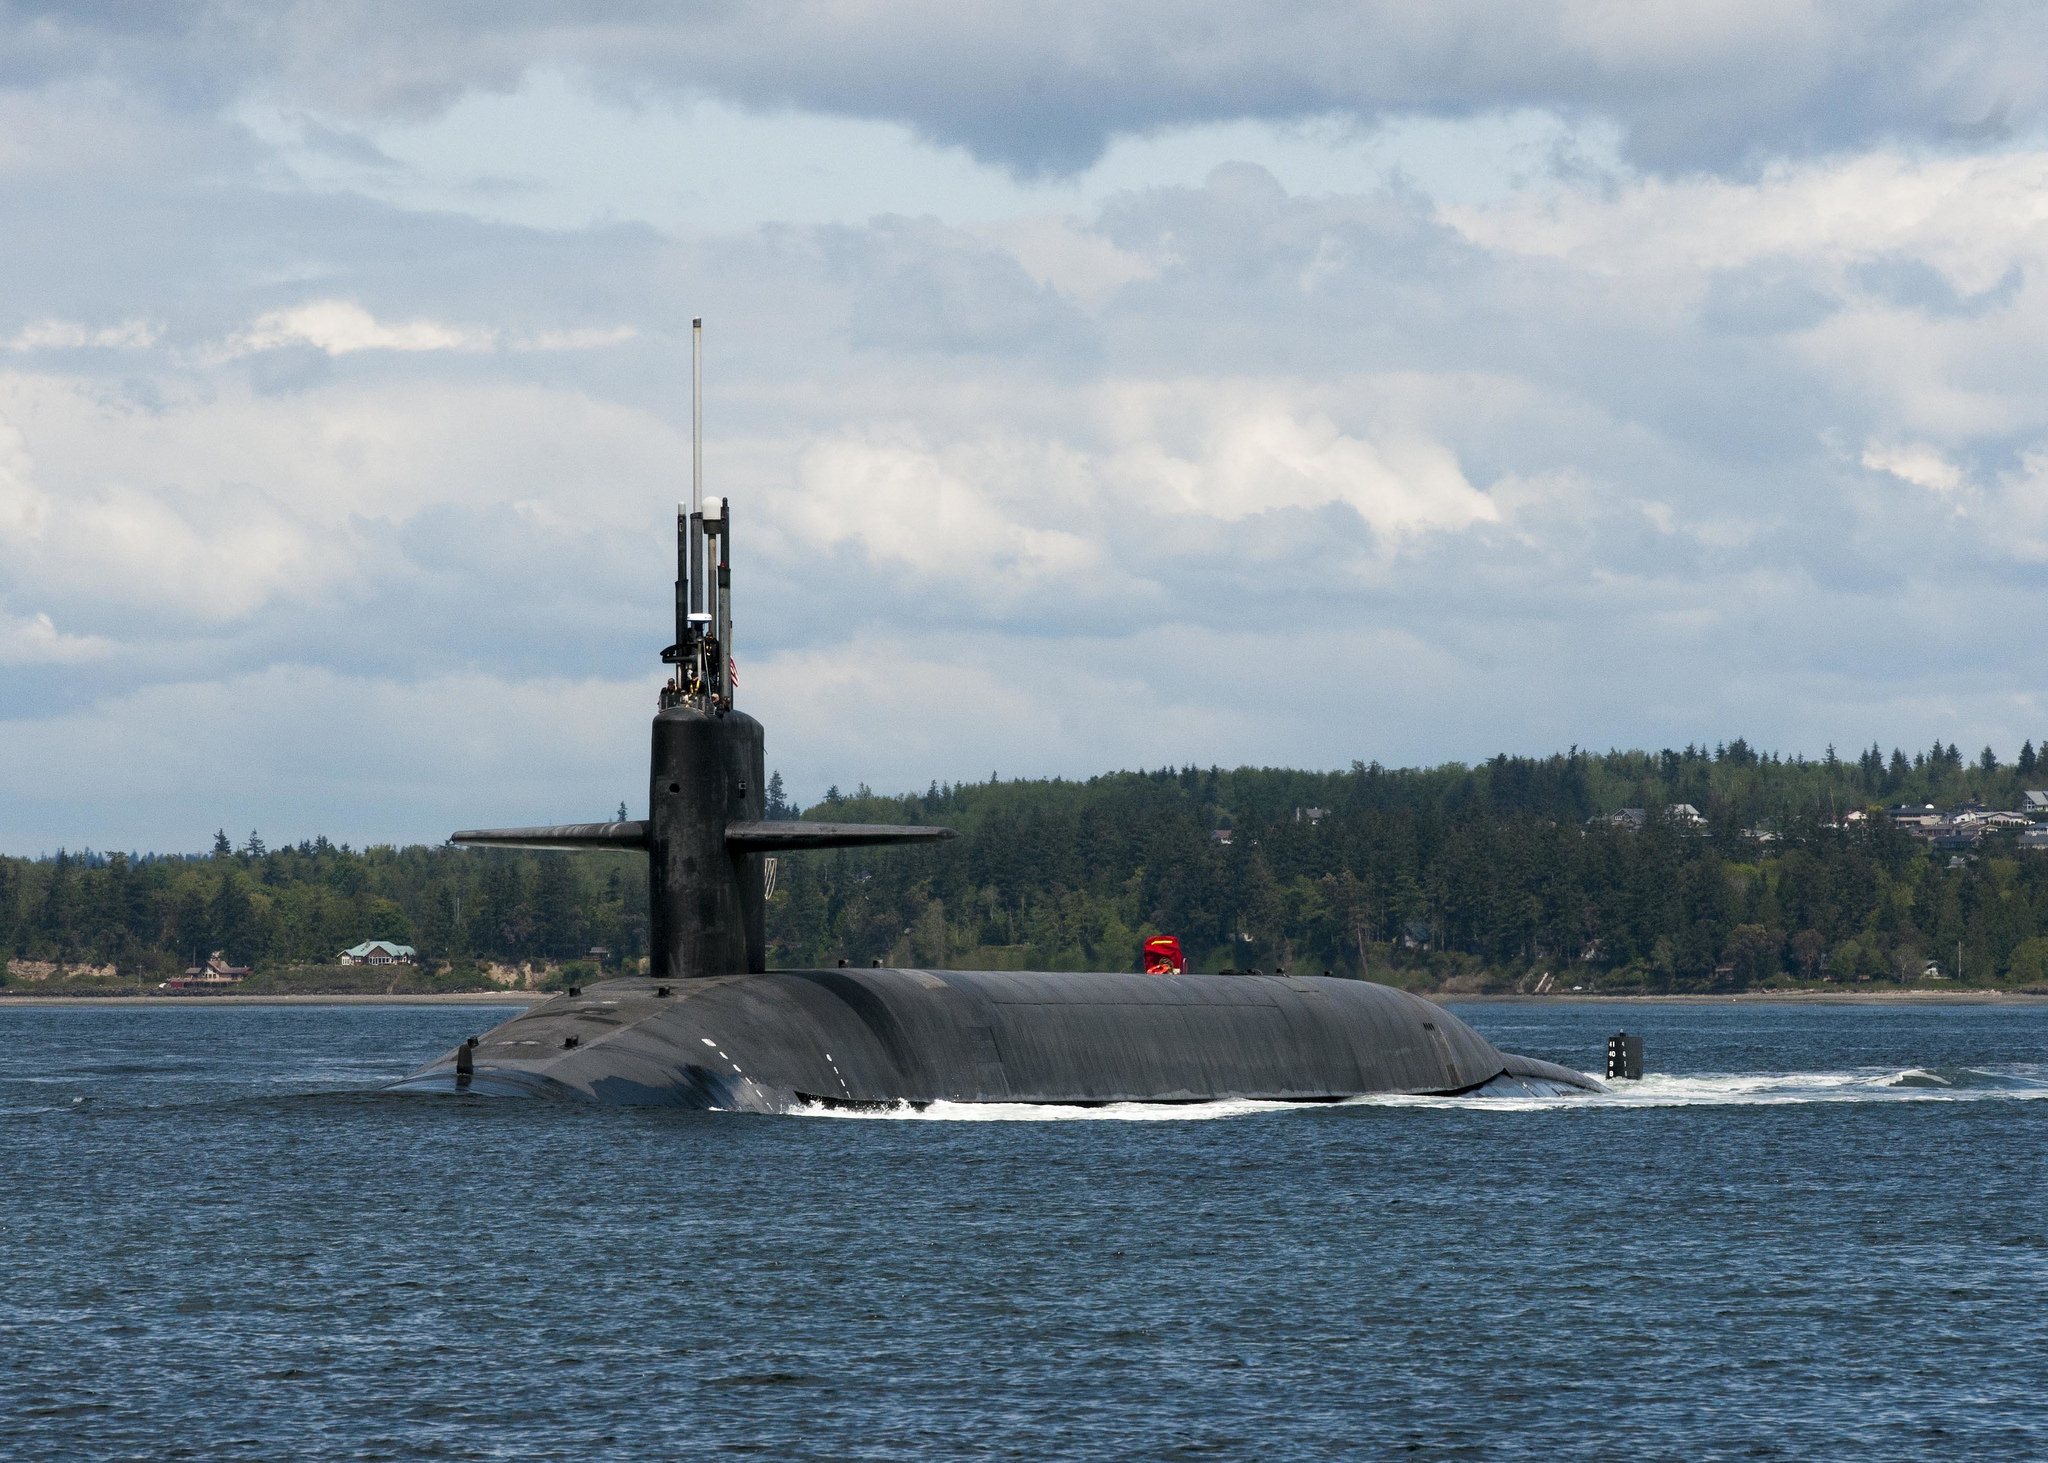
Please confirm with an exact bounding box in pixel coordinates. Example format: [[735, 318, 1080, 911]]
[[393, 968, 1600, 1109]]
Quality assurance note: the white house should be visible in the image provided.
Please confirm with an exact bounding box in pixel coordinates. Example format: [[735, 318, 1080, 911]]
[[339, 940, 416, 966]]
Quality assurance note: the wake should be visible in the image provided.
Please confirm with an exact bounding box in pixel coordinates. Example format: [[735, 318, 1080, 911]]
[[790, 1066, 2048, 1120]]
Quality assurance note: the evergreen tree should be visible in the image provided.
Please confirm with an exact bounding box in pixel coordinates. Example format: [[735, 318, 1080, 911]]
[[478, 854, 530, 958], [40, 852, 75, 963], [532, 856, 580, 957], [207, 873, 254, 964]]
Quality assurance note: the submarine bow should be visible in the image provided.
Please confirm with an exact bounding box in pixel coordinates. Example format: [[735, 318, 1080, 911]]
[[406, 319, 1599, 1108]]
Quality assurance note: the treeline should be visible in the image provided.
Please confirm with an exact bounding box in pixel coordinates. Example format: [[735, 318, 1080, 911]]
[[765, 740, 2048, 988], [0, 834, 648, 982], [8, 739, 2048, 990]]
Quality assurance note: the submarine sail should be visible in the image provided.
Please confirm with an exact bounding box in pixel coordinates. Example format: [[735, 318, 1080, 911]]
[[398, 321, 1599, 1106]]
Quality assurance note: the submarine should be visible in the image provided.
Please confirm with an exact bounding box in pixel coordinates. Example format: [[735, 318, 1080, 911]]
[[394, 322, 1599, 1109]]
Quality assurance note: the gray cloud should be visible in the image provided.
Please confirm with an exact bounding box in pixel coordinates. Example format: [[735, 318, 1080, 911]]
[[6, 2, 2048, 175], [12, 57, 2048, 846]]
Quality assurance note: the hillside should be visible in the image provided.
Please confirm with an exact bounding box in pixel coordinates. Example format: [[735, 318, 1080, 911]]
[[7, 738, 2048, 993]]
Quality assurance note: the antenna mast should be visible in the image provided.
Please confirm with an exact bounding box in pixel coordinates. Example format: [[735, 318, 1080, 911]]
[[692, 318, 702, 519], [663, 318, 730, 712]]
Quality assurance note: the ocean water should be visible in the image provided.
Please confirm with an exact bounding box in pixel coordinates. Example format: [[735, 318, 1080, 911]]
[[4, 1000, 2045, 1461]]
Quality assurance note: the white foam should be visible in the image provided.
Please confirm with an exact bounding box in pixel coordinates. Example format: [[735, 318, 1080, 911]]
[[787, 1067, 2048, 1120], [1344, 1066, 2048, 1113], [792, 1095, 1319, 1122]]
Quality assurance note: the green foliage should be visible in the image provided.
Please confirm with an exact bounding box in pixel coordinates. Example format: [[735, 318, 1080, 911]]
[[6, 739, 2048, 990], [761, 745, 2048, 988], [0, 838, 647, 976], [2008, 937, 2048, 986]]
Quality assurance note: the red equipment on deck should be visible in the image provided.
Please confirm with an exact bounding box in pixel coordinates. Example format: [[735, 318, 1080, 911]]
[[1143, 936, 1185, 975]]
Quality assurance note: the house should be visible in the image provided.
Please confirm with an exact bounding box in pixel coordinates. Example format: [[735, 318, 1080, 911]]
[[2020, 827, 2048, 850], [164, 951, 250, 989], [1293, 807, 1326, 826], [1590, 805, 1701, 831], [1210, 828, 1233, 845], [2023, 790, 2048, 816], [339, 940, 417, 966]]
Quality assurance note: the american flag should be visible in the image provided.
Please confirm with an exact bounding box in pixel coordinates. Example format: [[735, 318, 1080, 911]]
[[729, 655, 739, 689]]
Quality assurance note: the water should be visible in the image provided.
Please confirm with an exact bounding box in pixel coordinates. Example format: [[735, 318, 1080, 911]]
[[4, 1000, 2045, 1460]]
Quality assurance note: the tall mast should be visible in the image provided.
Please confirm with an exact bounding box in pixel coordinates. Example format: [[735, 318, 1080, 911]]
[[664, 319, 712, 709], [688, 319, 708, 699], [691, 318, 702, 518]]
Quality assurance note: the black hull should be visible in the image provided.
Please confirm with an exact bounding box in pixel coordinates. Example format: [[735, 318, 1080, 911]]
[[392, 969, 1600, 1110]]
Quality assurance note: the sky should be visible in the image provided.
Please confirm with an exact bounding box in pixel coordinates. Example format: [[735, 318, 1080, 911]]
[[6, 1, 2048, 853]]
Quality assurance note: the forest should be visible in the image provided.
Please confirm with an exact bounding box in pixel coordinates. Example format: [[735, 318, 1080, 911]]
[[8, 738, 2048, 992]]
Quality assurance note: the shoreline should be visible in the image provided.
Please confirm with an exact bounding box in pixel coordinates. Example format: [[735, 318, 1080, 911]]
[[1438, 989, 2048, 1005], [0, 992, 549, 1008], [0, 985, 2040, 1009]]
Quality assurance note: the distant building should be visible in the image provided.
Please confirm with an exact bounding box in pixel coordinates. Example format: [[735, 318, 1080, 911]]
[[2023, 790, 2048, 817], [2020, 828, 2048, 850], [339, 940, 416, 966], [164, 951, 250, 989], [1887, 803, 1944, 830], [1293, 807, 1326, 826], [1210, 828, 1233, 845], [1590, 804, 1702, 831]]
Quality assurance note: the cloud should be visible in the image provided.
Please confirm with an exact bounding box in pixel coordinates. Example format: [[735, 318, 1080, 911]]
[[210, 300, 637, 360], [0, 611, 112, 666], [14, 32, 2048, 847], [1095, 382, 1498, 540], [0, 663, 651, 852], [225, 299, 493, 356], [974, 216, 1160, 306], [0, 369, 678, 646], [4, 318, 160, 351], [511, 325, 638, 351], [1863, 442, 1963, 494], [785, 428, 1107, 594], [10, 3, 2048, 177]]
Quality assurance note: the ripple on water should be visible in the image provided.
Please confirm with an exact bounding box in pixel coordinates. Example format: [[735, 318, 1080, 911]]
[[3, 999, 2046, 1462]]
